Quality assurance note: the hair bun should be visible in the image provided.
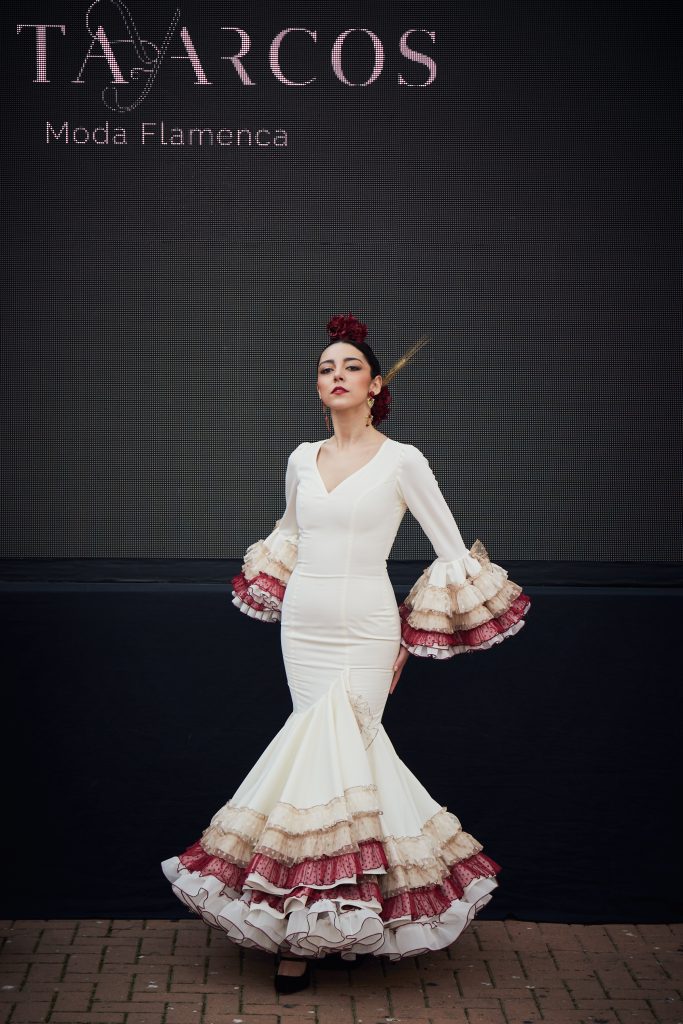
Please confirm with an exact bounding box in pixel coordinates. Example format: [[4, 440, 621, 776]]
[[326, 312, 368, 344]]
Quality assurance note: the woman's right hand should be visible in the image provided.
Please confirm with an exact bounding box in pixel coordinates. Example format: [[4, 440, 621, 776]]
[[389, 643, 411, 694]]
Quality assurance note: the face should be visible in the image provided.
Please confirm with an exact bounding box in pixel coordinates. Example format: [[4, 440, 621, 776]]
[[317, 341, 381, 411]]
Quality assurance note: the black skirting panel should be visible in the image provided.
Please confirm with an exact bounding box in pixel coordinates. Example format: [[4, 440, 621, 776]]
[[2, 560, 682, 923]]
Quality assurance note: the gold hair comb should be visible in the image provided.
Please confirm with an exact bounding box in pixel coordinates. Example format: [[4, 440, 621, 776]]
[[382, 334, 430, 385]]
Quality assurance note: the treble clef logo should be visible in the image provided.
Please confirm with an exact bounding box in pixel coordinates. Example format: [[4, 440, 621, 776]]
[[84, 0, 180, 111]]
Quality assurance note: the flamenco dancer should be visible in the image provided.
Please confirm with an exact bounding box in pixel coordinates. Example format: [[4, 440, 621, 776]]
[[161, 313, 531, 992]]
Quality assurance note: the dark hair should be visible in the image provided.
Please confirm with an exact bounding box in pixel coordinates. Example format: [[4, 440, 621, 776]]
[[321, 313, 392, 426]]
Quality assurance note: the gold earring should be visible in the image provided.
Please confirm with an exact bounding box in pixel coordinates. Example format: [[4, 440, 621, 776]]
[[366, 393, 375, 427], [321, 397, 331, 432]]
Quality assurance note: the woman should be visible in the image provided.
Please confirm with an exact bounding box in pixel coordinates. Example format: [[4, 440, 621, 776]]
[[161, 313, 531, 993]]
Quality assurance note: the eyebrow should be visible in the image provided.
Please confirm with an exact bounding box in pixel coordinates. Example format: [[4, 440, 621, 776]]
[[318, 356, 363, 366]]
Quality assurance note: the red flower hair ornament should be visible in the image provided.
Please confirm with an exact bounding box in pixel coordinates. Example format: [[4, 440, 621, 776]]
[[326, 312, 368, 344], [324, 312, 429, 427]]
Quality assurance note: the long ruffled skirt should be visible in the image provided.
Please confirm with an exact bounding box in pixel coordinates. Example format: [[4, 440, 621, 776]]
[[161, 566, 502, 960]]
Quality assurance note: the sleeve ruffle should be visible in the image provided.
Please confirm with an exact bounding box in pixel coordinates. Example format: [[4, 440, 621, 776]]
[[398, 539, 531, 659], [231, 520, 299, 623]]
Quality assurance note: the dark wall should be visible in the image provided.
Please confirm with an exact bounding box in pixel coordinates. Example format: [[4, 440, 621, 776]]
[[1, 1, 681, 562], [3, 579, 682, 921]]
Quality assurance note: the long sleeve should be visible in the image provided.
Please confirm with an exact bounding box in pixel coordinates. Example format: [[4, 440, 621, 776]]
[[397, 444, 531, 658], [231, 443, 304, 623]]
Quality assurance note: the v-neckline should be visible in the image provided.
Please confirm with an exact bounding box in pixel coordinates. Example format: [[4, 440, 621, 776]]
[[313, 437, 391, 496]]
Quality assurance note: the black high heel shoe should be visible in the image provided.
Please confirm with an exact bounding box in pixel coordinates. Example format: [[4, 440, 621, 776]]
[[274, 953, 312, 993]]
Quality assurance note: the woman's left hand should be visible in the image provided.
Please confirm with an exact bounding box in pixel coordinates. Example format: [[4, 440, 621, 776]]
[[389, 644, 411, 694]]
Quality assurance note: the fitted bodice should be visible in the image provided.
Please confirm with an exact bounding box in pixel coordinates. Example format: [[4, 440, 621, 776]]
[[295, 438, 408, 577], [232, 434, 531, 658]]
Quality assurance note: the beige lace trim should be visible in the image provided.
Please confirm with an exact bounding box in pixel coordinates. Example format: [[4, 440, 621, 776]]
[[199, 799, 486, 894], [242, 520, 299, 586], [346, 691, 380, 749], [403, 540, 523, 632], [382, 816, 484, 896], [208, 785, 381, 833], [202, 813, 385, 867], [201, 785, 384, 866]]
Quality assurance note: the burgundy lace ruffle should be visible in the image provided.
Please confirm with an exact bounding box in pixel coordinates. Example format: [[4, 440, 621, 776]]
[[248, 841, 389, 888], [179, 840, 245, 890], [249, 850, 501, 922], [231, 569, 285, 613], [177, 838, 501, 924], [400, 592, 531, 654], [382, 852, 500, 921], [178, 837, 387, 892]]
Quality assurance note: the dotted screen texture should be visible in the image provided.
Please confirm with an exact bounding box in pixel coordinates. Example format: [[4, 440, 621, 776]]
[[1, 1, 680, 561]]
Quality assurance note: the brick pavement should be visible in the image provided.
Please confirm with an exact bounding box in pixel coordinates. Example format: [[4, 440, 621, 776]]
[[0, 919, 680, 1024]]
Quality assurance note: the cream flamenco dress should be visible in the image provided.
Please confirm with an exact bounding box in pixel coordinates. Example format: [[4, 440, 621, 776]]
[[161, 437, 531, 960]]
